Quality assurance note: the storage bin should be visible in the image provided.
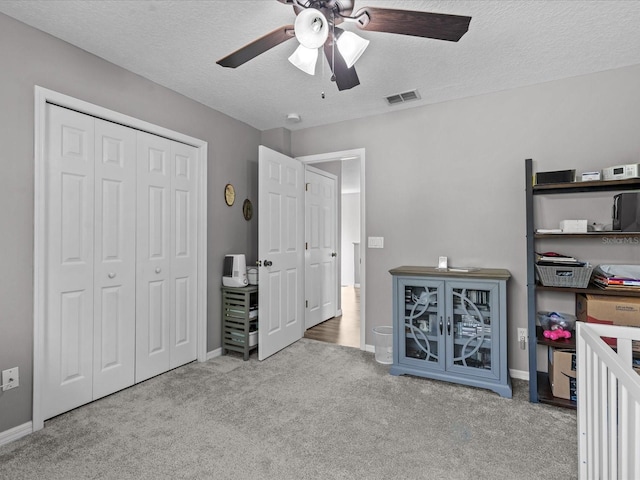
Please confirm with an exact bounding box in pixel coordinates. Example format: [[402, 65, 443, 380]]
[[535, 263, 593, 288], [372, 326, 393, 364]]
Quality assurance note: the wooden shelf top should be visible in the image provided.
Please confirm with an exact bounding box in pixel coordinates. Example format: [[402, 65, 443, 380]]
[[535, 283, 640, 298], [534, 231, 640, 238], [389, 266, 511, 280], [533, 177, 640, 194]]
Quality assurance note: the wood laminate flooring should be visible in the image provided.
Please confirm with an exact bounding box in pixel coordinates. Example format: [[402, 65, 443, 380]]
[[304, 286, 360, 348]]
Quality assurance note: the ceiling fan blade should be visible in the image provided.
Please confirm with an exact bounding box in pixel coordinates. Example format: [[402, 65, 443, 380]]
[[323, 39, 360, 91], [217, 25, 295, 68], [354, 7, 471, 42]]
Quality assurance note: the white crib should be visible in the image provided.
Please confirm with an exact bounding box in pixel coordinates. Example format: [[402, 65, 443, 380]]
[[576, 322, 640, 479]]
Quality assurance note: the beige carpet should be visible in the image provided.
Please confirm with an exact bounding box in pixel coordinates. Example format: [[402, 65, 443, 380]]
[[0, 339, 578, 479]]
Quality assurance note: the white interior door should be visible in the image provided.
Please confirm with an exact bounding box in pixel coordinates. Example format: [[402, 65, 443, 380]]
[[135, 132, 199, 381], [136, 132, 172, 382], [258, 146, 304, 360], [92, 118, 137, 399], [305, 167, 337, 329], [44, 104, 95, 419], [169, 141, 199, 368]]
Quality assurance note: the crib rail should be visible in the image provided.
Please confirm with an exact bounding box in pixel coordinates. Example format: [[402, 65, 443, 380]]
[[577, 322, 640, 479]]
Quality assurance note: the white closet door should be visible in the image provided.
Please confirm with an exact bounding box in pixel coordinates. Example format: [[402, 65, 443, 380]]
[[92, 119, 137, 399], [136, 132, 172, 382], [44, 104, 95, 419], [170, 142, 198, 368]]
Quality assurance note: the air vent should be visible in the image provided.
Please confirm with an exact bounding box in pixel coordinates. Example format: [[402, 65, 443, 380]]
[[385, 89, 421, 106]]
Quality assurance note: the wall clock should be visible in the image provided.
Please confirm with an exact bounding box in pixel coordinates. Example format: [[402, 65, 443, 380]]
[[224, 183, 235, 206], [242, 199, 253, 221]]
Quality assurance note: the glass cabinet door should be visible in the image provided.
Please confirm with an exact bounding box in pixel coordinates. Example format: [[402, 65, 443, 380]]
[[398, 279, 444, 370], [446, 281, 499, 379]]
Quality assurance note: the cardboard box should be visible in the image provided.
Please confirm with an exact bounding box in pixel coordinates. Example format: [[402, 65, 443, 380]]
[[576, 294, 640, 346], [549, 348, 577, 401]]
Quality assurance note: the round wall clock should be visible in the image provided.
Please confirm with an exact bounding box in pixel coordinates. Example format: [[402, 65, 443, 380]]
[[242, 199, 253, 221], [224, 183, 235, 206]]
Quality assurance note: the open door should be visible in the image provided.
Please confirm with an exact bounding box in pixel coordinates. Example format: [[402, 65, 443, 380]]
[[258, 146, 305, 360]]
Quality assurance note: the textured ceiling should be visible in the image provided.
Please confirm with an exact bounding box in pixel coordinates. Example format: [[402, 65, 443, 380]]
[[2, 0, 640, 131]]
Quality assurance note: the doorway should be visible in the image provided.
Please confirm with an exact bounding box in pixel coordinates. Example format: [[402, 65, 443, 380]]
[[297, 149, 365, 350]]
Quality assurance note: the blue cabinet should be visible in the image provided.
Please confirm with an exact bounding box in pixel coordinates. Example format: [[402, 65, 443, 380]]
[[390, 266, 512, 398]]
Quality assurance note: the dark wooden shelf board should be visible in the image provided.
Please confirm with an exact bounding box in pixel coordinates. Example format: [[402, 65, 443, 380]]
[[535, 326, 576, 349], [537, 372, 576, 409], [535, 283, 640, 298], [533, 178, 640, 194], [534, 232, 640, 238]]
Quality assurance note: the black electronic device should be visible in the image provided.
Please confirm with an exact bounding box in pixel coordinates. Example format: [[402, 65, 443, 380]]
[[535, 169, 576, 185], [612, 193, 640, 232]]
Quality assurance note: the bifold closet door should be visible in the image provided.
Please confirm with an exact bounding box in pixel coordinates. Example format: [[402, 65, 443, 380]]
[[44, 105, 136, 420], [92, 119, 136, 399], [135, 132, 198, 382]]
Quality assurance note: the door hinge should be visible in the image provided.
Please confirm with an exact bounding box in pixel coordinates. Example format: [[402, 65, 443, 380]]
[[305, 242, 308, 250], [305, 182, 310, 191], [305, 300, 308, 308]]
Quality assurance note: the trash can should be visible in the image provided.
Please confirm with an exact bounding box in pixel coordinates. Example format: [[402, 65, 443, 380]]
[[372, 326, 393, 364]]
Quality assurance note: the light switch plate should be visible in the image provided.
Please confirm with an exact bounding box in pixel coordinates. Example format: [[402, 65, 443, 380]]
[[368, 237, 384, 248]]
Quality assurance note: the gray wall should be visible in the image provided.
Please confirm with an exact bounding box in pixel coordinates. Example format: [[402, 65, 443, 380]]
[[291, 63, 640, 374], [0, 13, 260, 432]]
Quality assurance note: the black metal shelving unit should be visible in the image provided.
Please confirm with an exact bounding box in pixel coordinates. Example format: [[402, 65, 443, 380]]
[[525, 159, 640, 408]]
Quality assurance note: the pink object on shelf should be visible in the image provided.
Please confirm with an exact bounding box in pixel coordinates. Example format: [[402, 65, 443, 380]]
[[543, 329, 572, 341]]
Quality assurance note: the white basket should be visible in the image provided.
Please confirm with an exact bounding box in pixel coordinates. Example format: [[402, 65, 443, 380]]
[[372, 326, 393, 364]]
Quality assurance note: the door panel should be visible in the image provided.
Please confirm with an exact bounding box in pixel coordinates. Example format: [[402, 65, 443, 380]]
[[136, 132, 171, 382], [169, 142, 198, 367], [258, 146, 304, 360], [93, 119, 136, 399], [44, 104, 95, 419]]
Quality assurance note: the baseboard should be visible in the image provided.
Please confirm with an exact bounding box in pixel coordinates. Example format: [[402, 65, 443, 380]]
[[0, 422, 32, 446], [364, 343, 375, 353], [509, 368, 529, 381], [206, 348, 223, 361]]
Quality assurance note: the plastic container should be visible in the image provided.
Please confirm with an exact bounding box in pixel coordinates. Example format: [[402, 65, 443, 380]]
[[247, 267, 258, 285], [537, 311, 577, 331], [372, 326, 393, 364]]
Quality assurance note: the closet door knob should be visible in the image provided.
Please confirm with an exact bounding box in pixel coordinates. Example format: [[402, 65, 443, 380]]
[[155, 268, 161, 274], [108, 272, 116, 279], [263, 260, 273, 267]]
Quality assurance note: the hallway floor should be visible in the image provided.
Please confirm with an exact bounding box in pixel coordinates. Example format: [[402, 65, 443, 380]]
[[304, 286, 360, 348]]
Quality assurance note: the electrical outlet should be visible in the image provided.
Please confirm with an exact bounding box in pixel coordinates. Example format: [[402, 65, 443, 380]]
[[517, 328, 528, 350], [1, 367, 19, 391]]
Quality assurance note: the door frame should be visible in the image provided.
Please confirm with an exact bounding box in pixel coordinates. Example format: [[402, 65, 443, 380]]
[[296, 148, 366, 350], [33, 86, 208, 431]]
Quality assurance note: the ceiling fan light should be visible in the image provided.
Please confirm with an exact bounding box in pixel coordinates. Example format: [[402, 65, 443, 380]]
[[288, 44, 319, 75], [336, 31, 369, 68], [294, 8, 329, 49]]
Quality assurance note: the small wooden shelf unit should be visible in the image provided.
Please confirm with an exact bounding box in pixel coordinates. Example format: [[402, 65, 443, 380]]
[[221, 285, 258, 361]]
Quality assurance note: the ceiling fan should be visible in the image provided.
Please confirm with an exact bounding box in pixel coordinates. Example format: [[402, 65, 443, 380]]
[[217, 0, 471, 91]]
